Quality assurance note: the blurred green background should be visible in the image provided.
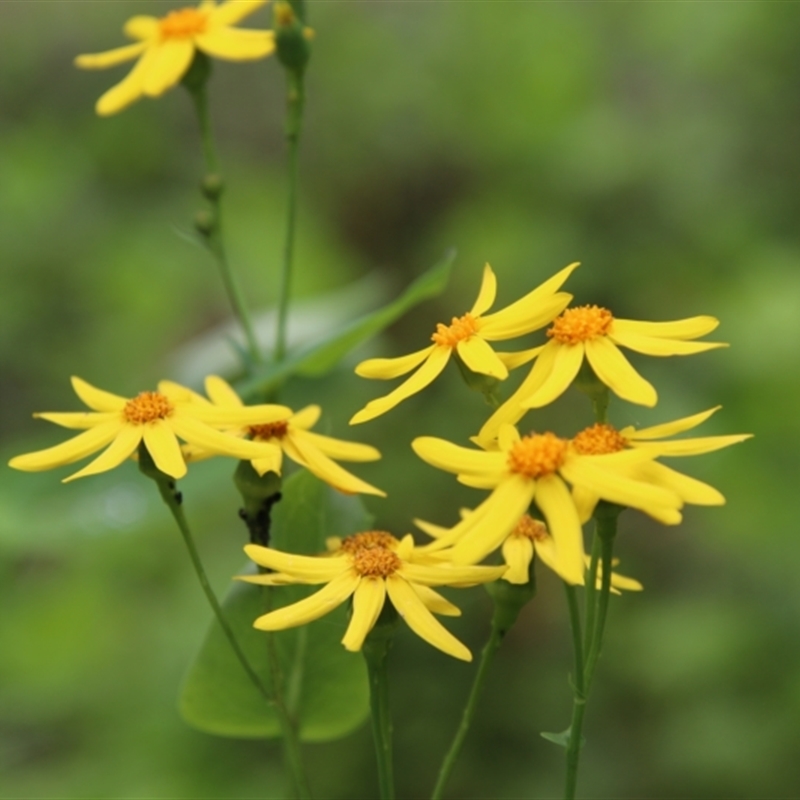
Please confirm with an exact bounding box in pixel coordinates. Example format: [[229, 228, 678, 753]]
[[1, 1, 797, 798]]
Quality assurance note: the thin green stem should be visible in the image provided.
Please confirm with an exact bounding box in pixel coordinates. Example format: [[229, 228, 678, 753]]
[[582, 533, 601, 657], [363, 633, 395, 800], [432, 627, 503, 799], [563, 583, 586, 800], [584, 521, 616, 691], [274, 70, 305, 363], [189, 82, 261, 366]]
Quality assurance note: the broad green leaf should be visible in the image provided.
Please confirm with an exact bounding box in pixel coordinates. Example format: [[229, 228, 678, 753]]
[[239, 248, 456, 400], [179, 470, 374, 740]]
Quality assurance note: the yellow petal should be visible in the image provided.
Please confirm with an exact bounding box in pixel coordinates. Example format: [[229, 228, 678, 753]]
[[208, 0, 269, 26], [253, 571, 359, 631], [159, 380, 210, 405], [468, 263, 497, 317], [74, 41, 148, 69], [385, 576, 472, 661], [34, 411, 119, 430], [71, 376, 126, 412], [497, 423, 521, 451], [609, 571, 644, 593], [478, 262, 579, 339], [495, 345, 546, 371], [285, 433, 386, 497], [62, 425, 143, 482], [195, 28, 276, 60], [170, 415, 287, 460], [250, 444, 283, 476], [204, 375, 244, 407], [411, 436, 507, 476], [341, 578, 387, 651], [399, 562, 507, 587], [413, 518, 450, 540], [290, 405, 321, 430], [355, 345, 437, 380], [610, 329, 727, 356], [584, 337, 657, 407], [293, 429, 381, 462], [633, 461, 725, 506], [451, 476, 536, 564], [635, 434, 752, 457], [349, 346, 451, 424], [9, 421, 121, 472], [457, 472, 506, 489], [523, 342, 584, 409], [612, 316, 719, 340], [124, 15, 159, 40], [531, 533, 571, 581], [244, 544, 347, 580], [501, 536, 533, 584], [571, 484, 599, 525], [186, 403, 292, 426], [141, 39, 195, 97], [533, 474, 585, 585], [626, 407, 721, 440], [456, 337, 509, 380], [411, 585, 461, 616], [94, 46, 159, 116], [142, 420, 186, 479]]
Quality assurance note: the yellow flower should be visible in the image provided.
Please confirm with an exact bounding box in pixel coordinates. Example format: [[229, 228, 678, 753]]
[[349, 263, 578, 425], [180, 376, 386, 497], [416, 513, 642, 593], [568, 409, 752, 523], [476, 308, 726, 445], [240, 531, 506, 661], [411, 423, 683, 582], [75, 1, 274, 116], [8, 376, 294, 482]]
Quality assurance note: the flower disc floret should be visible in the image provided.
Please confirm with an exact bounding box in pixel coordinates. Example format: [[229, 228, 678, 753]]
[[511, 515, 548, 542], [340, 531, 398, 553], [248, 421, 289, 440], [547, 305, 613, 344], [353, 548, 401, 577], [431, 313, 481, 347], [159, 8, 207, 38], [507, 433, 567, 478], [571, 423, 627, 455], [123, 391, 174, 424]]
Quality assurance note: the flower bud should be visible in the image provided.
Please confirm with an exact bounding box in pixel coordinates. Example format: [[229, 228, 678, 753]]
[[194, 209, 215, 237], [274, 1, 311, 74], [201, 174, 224, 200], [485, 567, 536, 636], [234, 460, 282, 546]]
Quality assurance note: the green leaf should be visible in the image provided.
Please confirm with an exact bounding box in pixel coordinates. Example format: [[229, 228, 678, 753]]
[[540, 728, 573, 748], [179, 470, 374, 740], [238, 248, 456, 400]]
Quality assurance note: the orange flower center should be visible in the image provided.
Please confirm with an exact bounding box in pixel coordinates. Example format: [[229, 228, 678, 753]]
[[353, 547, 401, 577], [511, 515, 548, 542], [159, 8, 208, 38], [340, 531, 398, 553], [431, 313, 480, 347], [547, 305, 613, 345], [123, 392, 174, 424], [248, 421, 290, 441], [571, 423, 628, 455], [507, 432, 567, 478]]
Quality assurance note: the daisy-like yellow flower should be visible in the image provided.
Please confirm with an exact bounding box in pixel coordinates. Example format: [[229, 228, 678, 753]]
[[240, 531, 507, 661], [8, 376, 294, 482], [75, 1, 275, 116], [568, 409, 752, 523], [349, 263, 579, 425], [411, 423, 684, 582], [416, 513, 642, 593], [180, 376, 386, 497], [476, 308, 726, 445]]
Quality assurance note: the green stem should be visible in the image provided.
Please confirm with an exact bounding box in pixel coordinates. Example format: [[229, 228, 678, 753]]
[[584, 518, 616, 691], [363, 633, 395, 800], [431, 626, 503, 799], [189, 81, 262, 366], [582, 533, 601, 657], [274, 70, 305, 363], [563, 583, 586, 800]]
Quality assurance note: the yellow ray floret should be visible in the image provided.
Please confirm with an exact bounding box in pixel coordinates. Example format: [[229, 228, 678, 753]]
[[239, 531, 506, 660], [75, 1, 275, 116], [179, 376, 385, 497], [8, 376, 294, 482], [412, 424, 684, 582], [567, 410, 752, 523], [349, 262, 578, 425], [476, 309, 726, 446]]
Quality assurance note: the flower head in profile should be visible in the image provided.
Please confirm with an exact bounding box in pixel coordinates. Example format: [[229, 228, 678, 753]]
[[412, 423, 684, 582], [476, 308, 726, 445], [416, 513, 642, 594], [568, 409, 752, 523], [8, 376, 293, 482], [75, 1, 275, 116], [349, 263, 578, 425], [240, 531, 506, 661], [180, 376, 386, 497]]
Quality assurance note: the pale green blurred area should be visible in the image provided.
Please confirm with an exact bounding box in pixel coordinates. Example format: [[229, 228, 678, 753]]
[[1, 1, 798, 798]]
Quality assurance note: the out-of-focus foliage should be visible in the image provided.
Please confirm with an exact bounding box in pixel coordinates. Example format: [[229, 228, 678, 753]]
[[1, 1, 797, 798]]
